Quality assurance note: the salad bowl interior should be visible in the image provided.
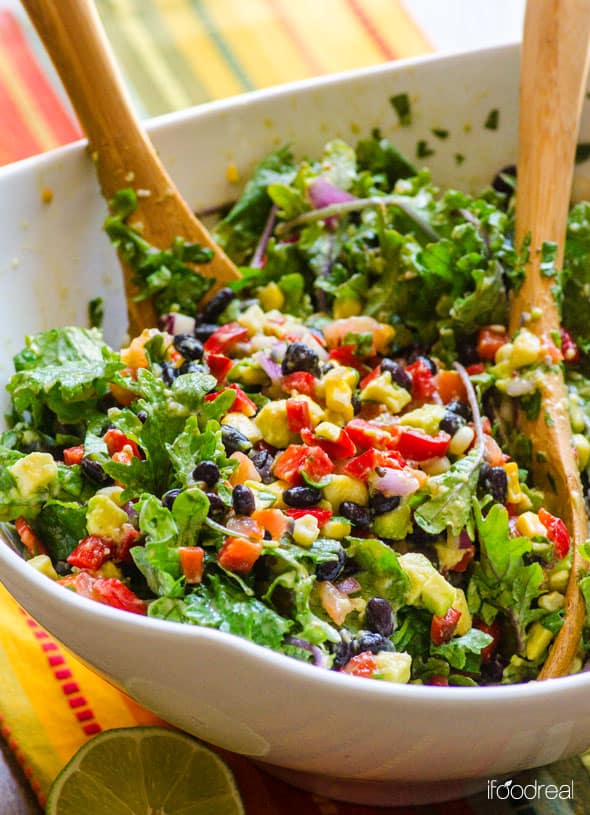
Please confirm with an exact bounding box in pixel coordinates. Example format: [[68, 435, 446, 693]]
[[3, 42, 590, 805]]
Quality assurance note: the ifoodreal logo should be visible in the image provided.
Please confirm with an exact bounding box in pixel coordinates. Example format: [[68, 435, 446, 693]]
[[487, 777, 574, 801]]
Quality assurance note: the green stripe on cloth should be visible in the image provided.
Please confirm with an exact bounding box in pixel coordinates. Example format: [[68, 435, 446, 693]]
[[191, 0, 255, 92]]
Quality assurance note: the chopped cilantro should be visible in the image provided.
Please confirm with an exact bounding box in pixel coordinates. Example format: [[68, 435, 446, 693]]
[[484, 109, 500, 130], [390, 92, 412, 126]]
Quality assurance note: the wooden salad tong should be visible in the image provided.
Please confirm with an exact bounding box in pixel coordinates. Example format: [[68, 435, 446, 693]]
[[512, 0, 590, 678], [21, 0, 240, 338]]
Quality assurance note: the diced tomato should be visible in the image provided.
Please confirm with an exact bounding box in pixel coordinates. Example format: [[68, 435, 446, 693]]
[[427, 675, 449, 686], [284, 508, 333, 527], [229, 451, 261, 486], [398, 428, 450, 461], [434, 370, 467, 404], [179, 546, 205, 584], [114, 525, 142, 563], [477, 326, 507, 361], [430, 607, 461, 645], [449, 545, 475, 573], [480, 416, 492, 435], [286, 398, 312, 433], [91, 577, 147, 615], [203, 322, 249, 354], [63, 445, 84, 466], [112, 447, 134, 466], [206, 353, 233, 381], [540, 335, 563, 364], [466, 363, 485, 375], [225, 516, 265, 540], [328, 345, 369, 373], [343, 448, 406, 481], [217, 536, 262, 574], [58, 571, 96, 598], [14, 517, 47, 557], [252, 508, 290, 540], [345, 418, 400, 451], [272, 444, 334, 485], [281, 371, 317, 397], [103, 428, 141, 459], [560, 327, 580, 363], [109, 368, 138, 407], [340, 651, 377, 678], [301, 427, 356, 461], [406, 358, 436, 399], [205, 385, 256, 416], [67, 536, 112, 570], [538, 508, 571, 559], [475, 618, 502, 662], [359, 364, 382, 389]]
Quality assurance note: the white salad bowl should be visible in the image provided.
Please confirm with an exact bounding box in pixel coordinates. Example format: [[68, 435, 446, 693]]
[[2, 42, 590, 807]]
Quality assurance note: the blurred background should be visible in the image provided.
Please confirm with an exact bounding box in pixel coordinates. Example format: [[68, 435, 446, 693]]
[[2, 0, 525, 165]]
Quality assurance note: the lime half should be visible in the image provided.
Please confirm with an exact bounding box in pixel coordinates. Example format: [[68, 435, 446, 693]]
[[46, 726, 245, 815]]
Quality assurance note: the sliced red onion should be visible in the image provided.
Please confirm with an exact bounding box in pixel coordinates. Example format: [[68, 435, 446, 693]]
[[158, 312, 196, 336], [308, 177, 356, 209], [336, 577, 361, 595], [251, 204, 277, 269], [371, 468, 419, 496], [253, 352, 282, 383], [270, 341, 287, 362], [459, 530, 473, 549], [284, 636, 327, 668]]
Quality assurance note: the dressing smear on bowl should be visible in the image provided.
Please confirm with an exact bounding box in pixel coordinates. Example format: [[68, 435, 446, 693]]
[[3, 133, 590, 687]]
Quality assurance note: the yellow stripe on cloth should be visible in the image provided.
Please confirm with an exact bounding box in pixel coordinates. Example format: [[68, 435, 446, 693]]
[[361, 0, 433, 59], [0, 48, 58, 152], [0, 584, 163, 804]]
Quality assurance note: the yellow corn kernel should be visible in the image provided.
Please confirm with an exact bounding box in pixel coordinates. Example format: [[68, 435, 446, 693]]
[[323, 366, 359, 389], [324, 381, 354, 422], [515, 511, 547, 539], [254, 400, 294, 448], [258, 282, 285, 312], [360, 372, 412, 414], [292, 515, 320, 547], [237, 304, 265, 336], [494, 342, 513, 363], [323, 474, 368, 510], [538, 591, 565, 611], [503, 461, 522, 503], [321, 518, 352, 539], [95, 561, 123, 580], [448, 426, 475, 456], [225, 162, 240, 184], [26, 555, 58, 580], [314, 421, 343, 442], [222, 412, 263, 443], [511, 329, 542, 368]]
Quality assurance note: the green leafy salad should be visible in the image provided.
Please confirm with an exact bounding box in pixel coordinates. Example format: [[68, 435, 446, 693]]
[[3, 133, 590, 686]]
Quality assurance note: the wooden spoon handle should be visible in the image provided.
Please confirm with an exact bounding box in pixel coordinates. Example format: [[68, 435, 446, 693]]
[[21, 0, 239, 336], [511, 0, 590, 679]]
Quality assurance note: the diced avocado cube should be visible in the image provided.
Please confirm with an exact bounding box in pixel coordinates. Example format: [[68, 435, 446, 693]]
[[26, 554, 58, 580], [372, 504, 412, 540], [398, 552, 456, 616], [86, 494, 128, 541], [8, 452, 58, 498], [374, 651, 412, 683], [399, 404, 445, 435], [525, 621, 554, 661], [323, 475, 368, 510], [453, 588, 472, 635], [421, 572, 457, 616]]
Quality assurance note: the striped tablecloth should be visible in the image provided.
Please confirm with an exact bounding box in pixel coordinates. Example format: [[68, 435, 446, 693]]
[[0, 2, 589, 813]]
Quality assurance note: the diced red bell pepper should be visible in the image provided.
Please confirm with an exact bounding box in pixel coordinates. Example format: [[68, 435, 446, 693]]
[[477, 327, 507, 361], [14, 517, 47, 557], [206, 353, 233, 381], [91, 577, 147, 615], [281, 371, 317, 397], [272, 444, 334, 485], [449, 545, 475, 573], [345, 418, 400, 451], [359, 364, 382, 389], [286, 398, 312, 433], [340, 651, 377, 678], [538, 507, 571, 559], [301, 427, 356, 461], [284, 508, 333, 527], [179, 546, 205, 584], [328, 345, 369, 373], [343, 448, 406, 481], [203, 322, 249, 354], [560, 327, 580, 363], [63, 445, 84, 465], [466, 363, 485, 375], [406, 358, 436, 399], [103, 428, 141, 459], [67, 535, 112, 570], [205, 385, 256, 417], [427, 675, 449, 686], [217, 536, 262, 574], [58, 571, 96, 598], [475, 618, 502, 662], [397, 428, 450, 461], [115, 525, 142, 563], [430, 607, 461, 645]]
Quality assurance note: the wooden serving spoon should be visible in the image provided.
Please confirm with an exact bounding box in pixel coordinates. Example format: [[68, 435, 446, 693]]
[[21, 0, 240, 338], [510, 0, 590, 678]]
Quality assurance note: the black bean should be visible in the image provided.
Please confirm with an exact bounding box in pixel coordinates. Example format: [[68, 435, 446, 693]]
[[221, 425, 252, 455], [365, 597, 394, 637], [232, 484, 256, 516], [446, 398, 472, 421], [351, 393, 362, 415], [407, 352, 437, 374], [200, 288, 236, 323], [315, 547, 346, 582], [194, 323, 219, 342], [193, 460, 220, 488], [281, 342, 321, 377], [353, 631, 394, 655], [340, 501, 372, 529], [332, 637, 354, 670], [161, 362, 178, 386], [162, 488, 181, 509], [179, 360, 207, 375], [369, 492, 400, 515], [173, 334, 204, 361], [439, 411, 464, 436], [492, 164, 516, 196], [479, 463, 508, 504], [80, 457, 114, 486], [381, 358, 413, 391], [458, 341, 479, 366], [249, 448, 275, 484], [97, 392, 118, 412], [283, 486, 322, 508], [206, 492, 226, 518], [136, 410, 148, 423], [54, 560, 72, 576], [480, 655, 506, 684]]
